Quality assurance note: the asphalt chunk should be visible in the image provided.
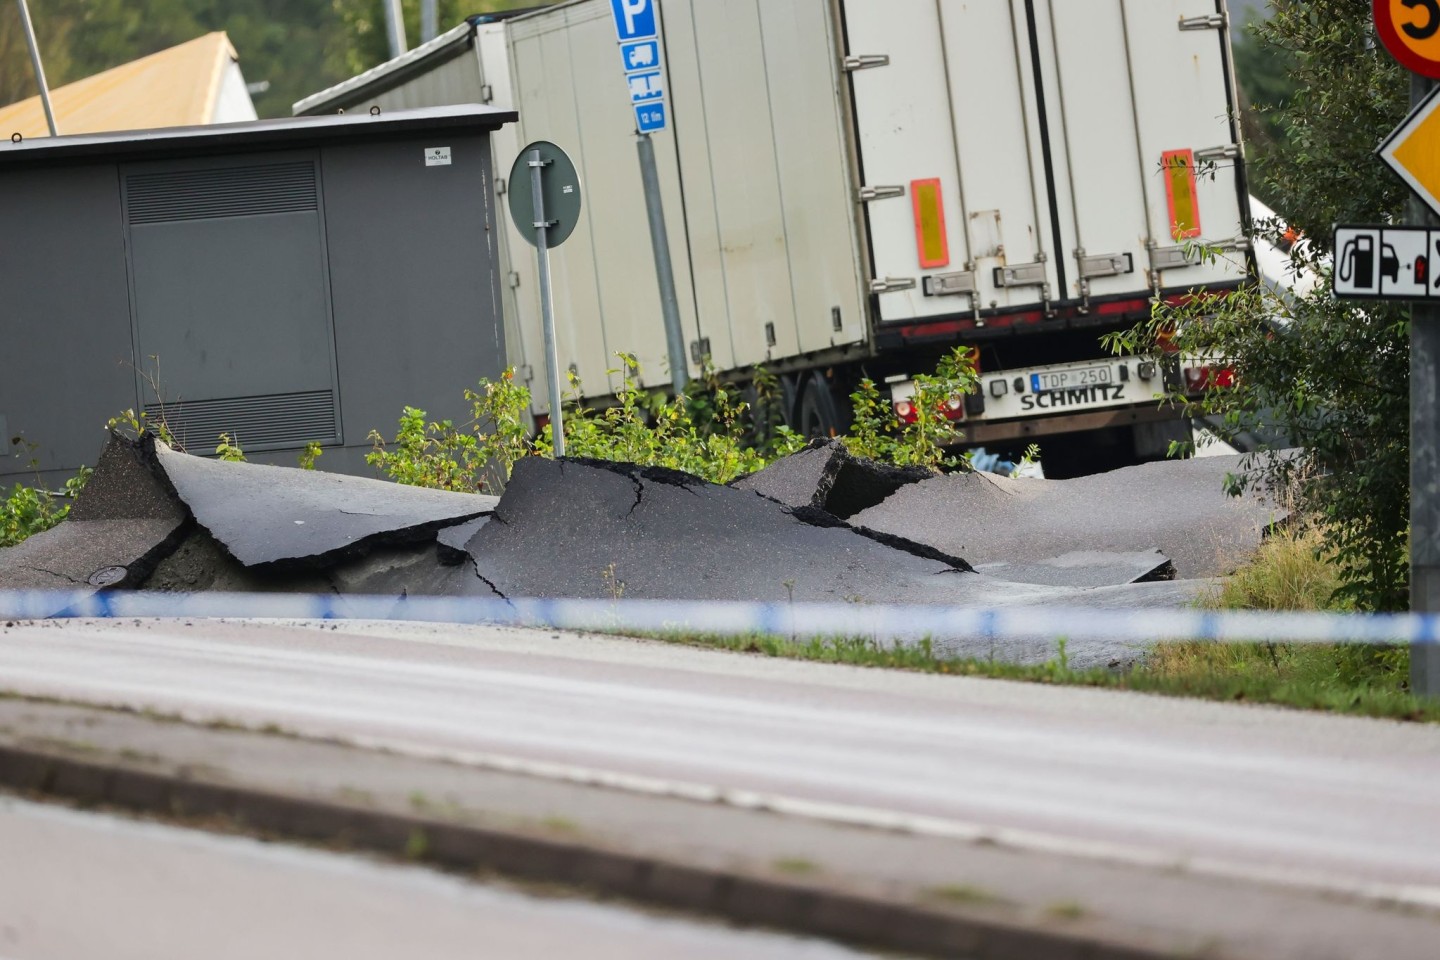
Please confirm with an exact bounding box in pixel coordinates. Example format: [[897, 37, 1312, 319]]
[[0, 435, 190, 601], [437, 517, 490, 566], [68, 433, 186, 524], [975, 549, 1175, 589], [851, 454, 1287, 580], [0, 519, 189, 601], [152, 441, 496, 569], [465, 458, 1205, 627], [731, 439, 933, 519]]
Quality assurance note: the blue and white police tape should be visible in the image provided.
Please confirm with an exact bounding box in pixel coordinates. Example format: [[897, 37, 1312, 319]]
[[0, 589, 1434, 646]]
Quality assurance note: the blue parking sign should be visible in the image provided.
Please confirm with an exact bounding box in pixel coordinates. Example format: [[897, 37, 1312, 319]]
[[610, 0, 656, 41], [634, 100, 666, 133]]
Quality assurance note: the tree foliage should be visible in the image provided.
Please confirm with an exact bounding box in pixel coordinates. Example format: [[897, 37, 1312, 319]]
[[1108, 0, 1412, 610], [330, 0, 534, 78], [1230, 8, 1298, 196], [2, 0, 540, 120], [0, 1, 77, 108]]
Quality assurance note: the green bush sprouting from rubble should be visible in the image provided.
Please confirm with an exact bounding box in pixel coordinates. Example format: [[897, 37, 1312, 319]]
[[1, 442, 90, 548], [365, 348, 982, 490]]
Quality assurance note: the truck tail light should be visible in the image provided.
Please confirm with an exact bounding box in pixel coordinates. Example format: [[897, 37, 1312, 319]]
[[943, 395, 966, 421], [1161, 149, 1201, 240], [910, 178, 950, 269], [1183, 365, 1235, 392], [893, 396, 967, 424]]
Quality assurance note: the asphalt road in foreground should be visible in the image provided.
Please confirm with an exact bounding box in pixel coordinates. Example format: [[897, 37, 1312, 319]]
[[2, 618, 1439, 903], [0, 795, 881, 960]]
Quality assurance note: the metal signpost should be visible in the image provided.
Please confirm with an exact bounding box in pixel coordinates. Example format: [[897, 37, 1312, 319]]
[[382, 0, 407, 59], [609, 0, 688, 394], [1361, 1, 1440, 694], [15, 0, 57, 136], [509, 141, 583, 457]]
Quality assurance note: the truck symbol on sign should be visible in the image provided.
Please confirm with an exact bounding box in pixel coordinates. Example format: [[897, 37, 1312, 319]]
[[628, 72, 663, 101], [628, 45, 655, 68]]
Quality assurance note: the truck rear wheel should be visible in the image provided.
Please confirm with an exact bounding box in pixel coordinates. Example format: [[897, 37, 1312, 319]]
[[795, 370, 849, 439]]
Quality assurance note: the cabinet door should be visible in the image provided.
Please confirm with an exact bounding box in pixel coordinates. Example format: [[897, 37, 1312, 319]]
[[124, 154, 341, 450]]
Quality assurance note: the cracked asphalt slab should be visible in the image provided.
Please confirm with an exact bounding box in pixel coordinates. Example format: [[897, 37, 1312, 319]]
[[0, 437, 189, 600], [152, 439, 495, 569], [974, 549, 1175, 589], [67, 434, 187, 525], [2, 438, 1247, 641], [731, 439, 932, 520], [463, 457, 1205, 638], [466, 457, 975, 605], [851, 453, 1287, 580]]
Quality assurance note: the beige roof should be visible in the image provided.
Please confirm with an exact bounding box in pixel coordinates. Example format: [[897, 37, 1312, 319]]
[[0, 32, 239, 139]]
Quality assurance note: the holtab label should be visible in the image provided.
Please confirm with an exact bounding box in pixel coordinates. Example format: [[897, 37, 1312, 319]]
[[425, 146, 453, 167]]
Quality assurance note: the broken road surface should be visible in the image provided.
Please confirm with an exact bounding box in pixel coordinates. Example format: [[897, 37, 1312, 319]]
[[0, 437, 1286, 665]]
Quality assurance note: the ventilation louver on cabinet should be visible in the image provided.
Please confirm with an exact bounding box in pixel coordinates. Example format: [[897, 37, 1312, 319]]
[[126, 162, 318, 224], [145, 390, 338, 450]]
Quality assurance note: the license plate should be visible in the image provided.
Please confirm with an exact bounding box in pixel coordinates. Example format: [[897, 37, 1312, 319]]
[[1030, 365, 1112, 393]]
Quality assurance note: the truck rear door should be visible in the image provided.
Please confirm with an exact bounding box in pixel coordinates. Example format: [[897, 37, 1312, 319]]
[[1040, 0, 1246, 301], [843, 0, 1056, 322], [841, 0, 1247, 323]]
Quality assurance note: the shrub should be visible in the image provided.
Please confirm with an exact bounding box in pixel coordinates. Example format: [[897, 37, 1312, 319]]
[[844, 347, 977, 470], [367, 350, 976, 492], [1, 468, 90, 548], [546, 354, 803, 484], [366, 368, 536, 494]]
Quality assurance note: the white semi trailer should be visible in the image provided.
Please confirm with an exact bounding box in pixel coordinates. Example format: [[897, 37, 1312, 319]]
[[297, 0, 1251, 477]]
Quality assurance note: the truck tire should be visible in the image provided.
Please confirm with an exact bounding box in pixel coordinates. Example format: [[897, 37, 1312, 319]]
[[742, 379, 789, 449], [796, 371, 849, 439]]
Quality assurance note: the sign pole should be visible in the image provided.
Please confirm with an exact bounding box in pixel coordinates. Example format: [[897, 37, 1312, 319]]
[[508, 139, 581, 458], [15, 0, 57, 137], [381, 0, 407, 59], [636, 132, 689, 393], [1410, 73, 1440, 696], [610, 0, 686, 393], [529, 148, 566, 457]]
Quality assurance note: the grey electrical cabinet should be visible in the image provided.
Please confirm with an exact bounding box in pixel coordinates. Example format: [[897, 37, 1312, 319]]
[[0, 104, 516, 485]]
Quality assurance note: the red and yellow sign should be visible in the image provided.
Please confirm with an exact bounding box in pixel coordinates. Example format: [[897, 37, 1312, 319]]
[[1375, 0, 1440, 78]]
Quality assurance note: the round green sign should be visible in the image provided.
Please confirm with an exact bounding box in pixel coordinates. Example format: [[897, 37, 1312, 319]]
[[507, 140, 583, 247]]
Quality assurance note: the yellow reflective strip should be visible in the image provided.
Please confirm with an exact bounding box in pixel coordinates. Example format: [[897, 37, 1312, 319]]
[[910, 178, 949, 268], [1163, 149, 1200, 240]]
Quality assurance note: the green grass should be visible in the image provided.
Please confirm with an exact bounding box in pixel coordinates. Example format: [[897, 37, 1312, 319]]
[[653, 522, 1440, 722], [1046, 900, 1086, 920], [771, 857, 820, 876], [925, 884, 1004, 906], [645, 629, 1437, 722], [1200, 523, 1349, 613]]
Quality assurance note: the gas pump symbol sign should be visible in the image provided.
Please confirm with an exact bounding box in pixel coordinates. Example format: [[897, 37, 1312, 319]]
[[1336, 229, 1382, 295]]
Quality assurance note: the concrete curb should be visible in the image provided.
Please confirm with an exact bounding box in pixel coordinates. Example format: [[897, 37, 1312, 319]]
[[0, 742, 1169, 960]]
